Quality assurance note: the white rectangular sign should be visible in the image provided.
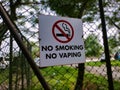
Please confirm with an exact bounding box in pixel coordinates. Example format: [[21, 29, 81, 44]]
[[39, 15, 85, 67]]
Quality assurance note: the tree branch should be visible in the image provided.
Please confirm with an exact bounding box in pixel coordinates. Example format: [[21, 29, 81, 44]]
[[109, 18, 120, 30], [78, 0, 89, 18], [0, 23, 8, 46]]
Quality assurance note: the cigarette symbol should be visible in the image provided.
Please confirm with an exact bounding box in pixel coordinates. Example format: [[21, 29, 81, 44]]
[[56, 23, 71, 37]]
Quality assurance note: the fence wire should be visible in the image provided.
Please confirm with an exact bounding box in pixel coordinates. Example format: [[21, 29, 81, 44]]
[[0, 0, 120, 90]]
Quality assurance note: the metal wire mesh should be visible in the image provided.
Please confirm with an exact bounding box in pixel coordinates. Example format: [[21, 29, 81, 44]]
[[0, 0, 120, 90]]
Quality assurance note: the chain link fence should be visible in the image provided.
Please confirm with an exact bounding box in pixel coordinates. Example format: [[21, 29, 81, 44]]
[[0, 0, 120, 90]]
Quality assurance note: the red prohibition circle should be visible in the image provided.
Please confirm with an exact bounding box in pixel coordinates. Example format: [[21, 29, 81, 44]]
[[52, 20, 74, 43]]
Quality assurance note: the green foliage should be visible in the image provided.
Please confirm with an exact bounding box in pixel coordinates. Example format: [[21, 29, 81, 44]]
[[42, 0, 98, 19], [0, 69, 9, 84], [85, 34, 103, 57], [108, 36, 119, 54], [30, 41, 39, 58], [42, 0, 120, 29]]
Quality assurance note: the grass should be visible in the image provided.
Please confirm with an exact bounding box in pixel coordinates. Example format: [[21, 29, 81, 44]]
[[31, 65, 120, 90], [41, 66, 77, 90], [111, 60, 120, 66], [86, 60, 120, 67], [31, 66, 77, 90], [85, 61, 105, 66], [1, 60, 120, 90], [0, 68, 9, 84], [84, 73, 120, 90], [83, 73, 108, 90]]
